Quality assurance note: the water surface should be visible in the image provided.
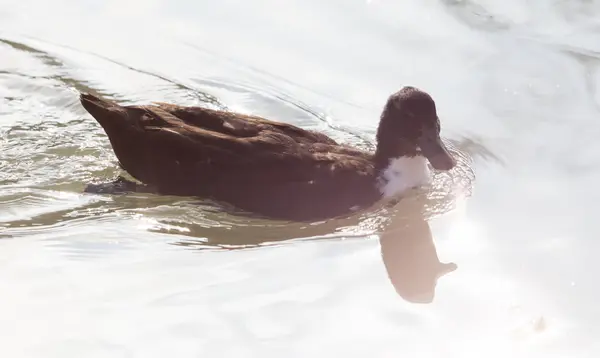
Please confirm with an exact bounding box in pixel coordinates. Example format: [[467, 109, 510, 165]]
[[1, 0, 600, 357]]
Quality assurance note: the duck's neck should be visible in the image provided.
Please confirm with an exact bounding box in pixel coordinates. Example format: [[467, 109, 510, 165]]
[[373, 107, 431, 197], [375, 154, 431, 198], [373, 141, 418, 171]]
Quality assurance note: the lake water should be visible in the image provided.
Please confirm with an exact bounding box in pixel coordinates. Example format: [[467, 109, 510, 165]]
[[1, 0, 600, 357]]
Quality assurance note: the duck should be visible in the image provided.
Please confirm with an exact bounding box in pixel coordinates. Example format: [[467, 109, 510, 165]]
[[80, 86, 456, 221]]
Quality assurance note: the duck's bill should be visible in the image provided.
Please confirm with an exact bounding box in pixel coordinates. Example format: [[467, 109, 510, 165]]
[[437, 262, 458, 279], [418, 133, 456, 171]]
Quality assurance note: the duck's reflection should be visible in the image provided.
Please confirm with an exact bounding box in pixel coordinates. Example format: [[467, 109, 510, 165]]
[[378, 206, 456, 304], [167, 192, 457, 304]]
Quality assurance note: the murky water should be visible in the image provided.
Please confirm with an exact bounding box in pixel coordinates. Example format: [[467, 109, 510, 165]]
[[2, 0, 600, 356]]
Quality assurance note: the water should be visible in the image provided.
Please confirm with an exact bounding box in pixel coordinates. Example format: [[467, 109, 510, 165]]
[[1, 0, 599, 356]]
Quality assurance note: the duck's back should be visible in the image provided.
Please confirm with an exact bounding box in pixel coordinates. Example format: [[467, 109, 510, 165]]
[[155, 102, 338, 144]]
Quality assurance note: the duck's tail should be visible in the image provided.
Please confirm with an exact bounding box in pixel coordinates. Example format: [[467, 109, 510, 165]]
[[80, 92, 147, 182], [80, 92, 116, 115], [80, 92, 149, 146]]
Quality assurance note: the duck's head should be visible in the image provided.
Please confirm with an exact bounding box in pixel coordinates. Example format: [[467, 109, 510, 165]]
[[374, 86, 456, 171]]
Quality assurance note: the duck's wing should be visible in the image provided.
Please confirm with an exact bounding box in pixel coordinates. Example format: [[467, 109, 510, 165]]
[[153, 102, 338, 146], [80, 94, 367, 194], [135, 109, 364, 187]]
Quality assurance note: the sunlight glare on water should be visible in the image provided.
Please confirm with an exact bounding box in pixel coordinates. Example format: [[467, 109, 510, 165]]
[[1, 0, 600, 357]]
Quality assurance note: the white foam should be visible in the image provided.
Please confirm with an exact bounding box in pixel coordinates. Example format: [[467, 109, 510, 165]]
[[377, 156, 432, 198]]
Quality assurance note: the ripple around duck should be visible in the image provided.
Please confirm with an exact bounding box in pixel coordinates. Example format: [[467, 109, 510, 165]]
[[0, 187, 108, 232], [0, 34, 479, 250]]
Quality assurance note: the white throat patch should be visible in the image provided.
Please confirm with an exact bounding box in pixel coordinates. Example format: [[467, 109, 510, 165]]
[[377, 156, 432, 198]]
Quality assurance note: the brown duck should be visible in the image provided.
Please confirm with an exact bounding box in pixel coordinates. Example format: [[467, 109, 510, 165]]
[[80, 86, 455, 221]]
